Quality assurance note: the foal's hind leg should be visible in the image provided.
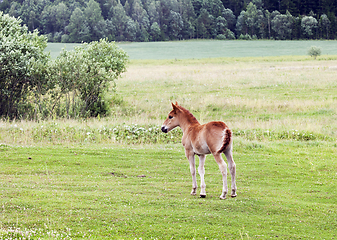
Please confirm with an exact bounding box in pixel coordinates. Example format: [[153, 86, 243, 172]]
[[198, 155, 206, 198], [213, 153, 228, 200], [224, 146, 237, 198]]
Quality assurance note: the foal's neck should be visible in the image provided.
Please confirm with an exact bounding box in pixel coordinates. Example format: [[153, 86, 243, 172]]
[[178, 107, 200, 132]]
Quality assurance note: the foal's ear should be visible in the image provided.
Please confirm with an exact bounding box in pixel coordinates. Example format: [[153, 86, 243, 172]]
[[171, 102, 179, 112]]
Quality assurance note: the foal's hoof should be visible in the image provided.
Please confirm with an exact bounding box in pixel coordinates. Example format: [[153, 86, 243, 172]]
[[219, 194, 227, 200], [231, 194, 237, 198], [199, 194, 206, 198], [191, 188, 197, 196]]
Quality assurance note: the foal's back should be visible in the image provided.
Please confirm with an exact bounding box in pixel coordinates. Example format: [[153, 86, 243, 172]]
[[188, 121, 232, 155]]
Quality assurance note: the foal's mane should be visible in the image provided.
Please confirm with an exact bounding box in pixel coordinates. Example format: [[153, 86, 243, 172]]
[[177, 105, 199, 124]]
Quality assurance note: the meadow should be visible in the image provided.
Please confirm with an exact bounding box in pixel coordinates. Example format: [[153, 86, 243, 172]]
[[1, 141, 336, 239], [1, 41, 337, 239], [45, 40, 337, 59]]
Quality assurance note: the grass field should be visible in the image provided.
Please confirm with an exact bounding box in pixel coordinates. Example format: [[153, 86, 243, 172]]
[[1, 42, 337, 239], [1, 141, 336, 239], [46, 40, 337, 59]]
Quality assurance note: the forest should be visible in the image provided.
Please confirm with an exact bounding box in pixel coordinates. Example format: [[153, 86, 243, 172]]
[[0, 0, 336, 42]]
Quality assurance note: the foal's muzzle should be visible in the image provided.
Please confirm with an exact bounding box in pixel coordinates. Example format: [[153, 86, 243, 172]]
[[161, 126, 168, 133]]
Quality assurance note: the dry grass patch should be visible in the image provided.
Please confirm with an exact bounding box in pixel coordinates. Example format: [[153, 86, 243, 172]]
[[116, 57, 337, 137], [1, 56, 336, 145]]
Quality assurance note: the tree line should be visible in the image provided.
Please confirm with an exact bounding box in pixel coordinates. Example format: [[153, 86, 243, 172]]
[[0, 0, 336, 42]]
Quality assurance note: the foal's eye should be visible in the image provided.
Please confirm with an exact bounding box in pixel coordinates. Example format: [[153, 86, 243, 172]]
[[169, 115, 173, 119]]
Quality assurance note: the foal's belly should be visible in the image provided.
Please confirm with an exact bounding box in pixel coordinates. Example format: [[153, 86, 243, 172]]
[[192, 143, 211, 155]]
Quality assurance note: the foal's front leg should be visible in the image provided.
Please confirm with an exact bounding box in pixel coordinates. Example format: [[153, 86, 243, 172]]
[[185, 150, 197, 195], [198, 155, 206, 198]]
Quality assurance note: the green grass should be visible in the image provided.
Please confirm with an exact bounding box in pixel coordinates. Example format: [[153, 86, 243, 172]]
[[47, 40, 337, 59], [1, 141, 336, 239]]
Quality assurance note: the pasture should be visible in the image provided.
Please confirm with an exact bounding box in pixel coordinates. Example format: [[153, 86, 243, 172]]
[[1, 141, 336, 239], [1, 41, 337, 239], [45, 40, 337, 59]]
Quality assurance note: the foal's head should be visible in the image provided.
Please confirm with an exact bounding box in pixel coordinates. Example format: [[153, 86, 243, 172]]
[[161, 102, 181, 133]]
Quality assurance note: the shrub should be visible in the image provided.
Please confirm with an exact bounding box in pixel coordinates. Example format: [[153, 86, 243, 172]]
[[225, 29, 236, 39], [239, 33, 252, 40], [216, 34, 226, 40], [50, 38, 128, 118], [217, 30, 236, 40], [308, 46, 321, 59], [0, 11, 50, 119]]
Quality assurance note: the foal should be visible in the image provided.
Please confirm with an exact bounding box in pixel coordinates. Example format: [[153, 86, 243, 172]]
[[161, 102, 237, 200]]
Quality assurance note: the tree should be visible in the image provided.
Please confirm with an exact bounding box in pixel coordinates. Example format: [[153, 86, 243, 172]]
[[196, 8, 213, 38], [125, 18, 137, 41], [244, 2, 266, 38], [105, 19, 117, 41], [252, 0, 263, 10], [67, 7, 90, 42], [84, 0, 105, 40], [222, 8, 236, 32], [40, 2, 70, 41], [179, 0, 196, 39], [138, 24, 150, 41], [131, 0, 146, 24], [169, 10, 183, 39], [203, 0, 224, 18], [320, 14, 331, 39], [235, 10, 247, 36], [216, 16, 227, 35], [54, 2, 70, 33], [147, 0, 160, 25], [265, 9, 271, 38], [0, 12, 49, 119], [41, 5, 54, 34], [110, 2, 128, 41], [301, 16, 318, 39], [20, 0, 48, 32], [271, 13, 293, 39], [191, 0, 203, 16], [0, 0, 10, 13], [245, 2, 258, 36], [255, 9, 267, 38], [1, 0, 336, 42], [8, 2, 21, 19]]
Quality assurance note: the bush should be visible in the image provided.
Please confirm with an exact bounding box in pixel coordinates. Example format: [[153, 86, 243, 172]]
[[217, 30, 236, 40], [308, 46, 321, 59], [50, 38, 128, 118], [0, 13, 128, 120], [225, 29, 236, 39], [239, 33, 252, 40], [216, 34, 226, 40], [0, 11, 50, 119]]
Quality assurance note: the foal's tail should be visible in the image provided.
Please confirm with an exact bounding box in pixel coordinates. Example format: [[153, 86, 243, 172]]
[[218, 128, 232, 154]]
